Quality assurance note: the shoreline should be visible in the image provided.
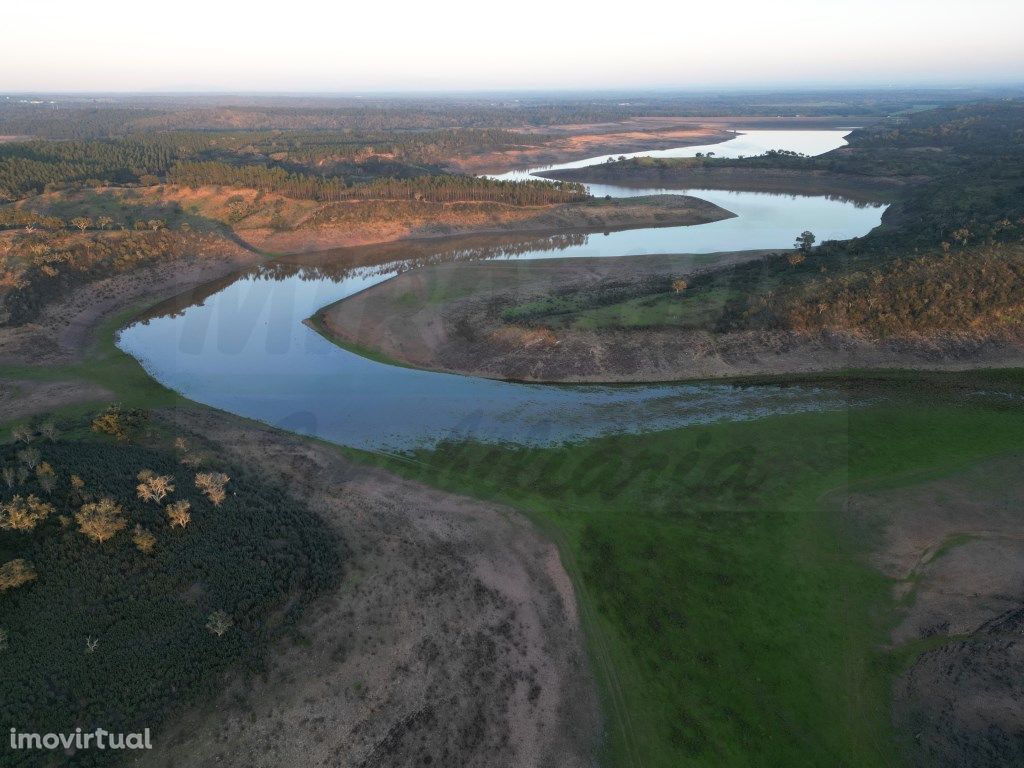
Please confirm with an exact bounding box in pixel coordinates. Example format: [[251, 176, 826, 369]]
[[447, 123, 737, 174], [537, 165, 907, 204], [314, 253, 1024, 384]]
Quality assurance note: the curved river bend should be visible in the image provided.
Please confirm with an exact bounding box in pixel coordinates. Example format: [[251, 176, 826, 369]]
[[119, 130, 884, 451]]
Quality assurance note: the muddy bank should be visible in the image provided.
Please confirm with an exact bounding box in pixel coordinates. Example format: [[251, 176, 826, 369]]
[[316, 255, 1024, 382], [135, 406, 599, 768], [539, 165, 907, 203], [0, 194, 729, 365], [239, 194, 734, 254]]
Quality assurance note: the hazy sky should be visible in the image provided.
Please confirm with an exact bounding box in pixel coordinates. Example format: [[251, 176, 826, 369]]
[[3, 0, 1022, 92]]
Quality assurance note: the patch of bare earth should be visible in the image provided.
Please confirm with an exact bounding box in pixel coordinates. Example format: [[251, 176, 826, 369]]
[[135, 408, 599, 768], [0, 378, 112, 422], [843, 455, 1024, 767]]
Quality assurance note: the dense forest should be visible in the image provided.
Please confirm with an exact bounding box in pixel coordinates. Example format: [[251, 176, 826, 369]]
[[166, 162, 586, 204], [765, 244, 1024, 339], [0, 415, 342, 767], [0, 132, 585, 205]]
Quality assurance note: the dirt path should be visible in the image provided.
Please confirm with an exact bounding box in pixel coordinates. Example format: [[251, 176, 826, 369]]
[[135, 407, 600, 768]]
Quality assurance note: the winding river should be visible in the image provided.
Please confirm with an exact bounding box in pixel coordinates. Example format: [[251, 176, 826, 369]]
[[118, 130, 885, 451]]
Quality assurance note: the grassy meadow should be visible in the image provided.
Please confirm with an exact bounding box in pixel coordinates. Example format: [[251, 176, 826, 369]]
[[368, 380, 1024, 767]]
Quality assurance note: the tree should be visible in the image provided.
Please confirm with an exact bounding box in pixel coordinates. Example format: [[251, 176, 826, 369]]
[[76, 498, 127, 543], [35, 462, 56, 494], [0, 494, 54, 531], [206, 610, 233, 637], [11, 424, 33, 444], [96, 215, 113, 230], [672, 278, 688, 294], [71, 217, 92, 232], [91, 405, 148, 441], [195, 472, 229, 506], [16, 447, 41, 469], [136, 470, 174, 505], [132, 525, 157, 554], [166, 499, 192, 528], [795, 230, 816, 253], [2, 467, 15, 489], [39, 422, 59, 441], [0, 559, 37, 592]]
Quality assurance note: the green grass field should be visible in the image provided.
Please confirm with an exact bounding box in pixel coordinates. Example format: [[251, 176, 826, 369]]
[[502, 266, 785, 332], [368, 391, 1024, 767]]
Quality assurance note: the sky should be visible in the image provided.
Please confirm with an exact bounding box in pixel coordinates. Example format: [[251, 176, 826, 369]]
[[2, 0, 1023, 92]]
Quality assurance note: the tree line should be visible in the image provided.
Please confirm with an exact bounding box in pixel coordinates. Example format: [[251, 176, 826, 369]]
[[167, 161, 588, 205]]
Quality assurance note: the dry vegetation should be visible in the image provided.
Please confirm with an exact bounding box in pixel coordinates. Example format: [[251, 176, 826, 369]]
[[767, 244, 1024, 341], [0, 227, 248, 325]]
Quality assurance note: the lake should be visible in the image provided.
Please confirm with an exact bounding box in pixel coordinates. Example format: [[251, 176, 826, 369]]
[[118, 130, 881, 451]]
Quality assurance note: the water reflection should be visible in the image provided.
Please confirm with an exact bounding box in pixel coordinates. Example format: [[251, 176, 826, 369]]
[[119, 131, 882, 451]]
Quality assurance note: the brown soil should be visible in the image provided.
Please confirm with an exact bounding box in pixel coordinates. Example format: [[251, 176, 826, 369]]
[[316, 255, 1024, 383], [21, 185, 733, 255], [842, 456, 1024, 767], [447, 116, 870, 175], [135, 406, 599, 768]]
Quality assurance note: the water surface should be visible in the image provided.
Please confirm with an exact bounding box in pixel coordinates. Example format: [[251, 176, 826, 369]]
[[119, 130, 878, 451]]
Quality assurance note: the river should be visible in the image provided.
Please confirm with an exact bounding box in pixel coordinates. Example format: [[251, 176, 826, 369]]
[[118, 130, 883, 451]]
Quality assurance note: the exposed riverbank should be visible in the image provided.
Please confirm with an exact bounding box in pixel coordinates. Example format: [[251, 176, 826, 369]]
[[233, 193, 735, 253], [445, 121, 735, 174], [315, 252, 1024, 382]]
